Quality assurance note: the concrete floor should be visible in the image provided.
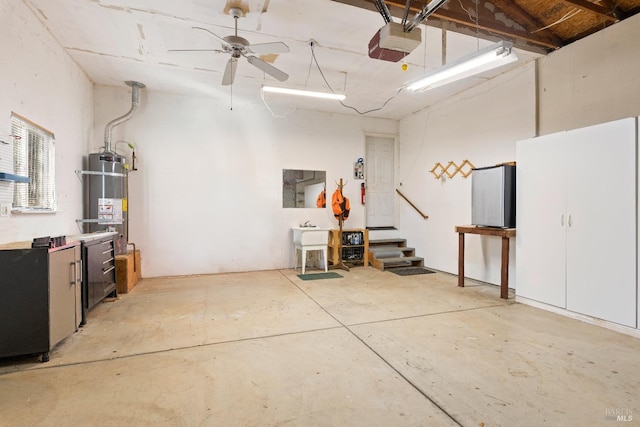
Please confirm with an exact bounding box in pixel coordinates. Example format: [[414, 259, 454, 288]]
[[1, 267, 639, 426]]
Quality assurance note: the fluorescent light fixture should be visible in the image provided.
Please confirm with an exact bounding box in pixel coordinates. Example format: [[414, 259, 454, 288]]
[[406, 41, 518, 92], [262, 85, 346, 101]]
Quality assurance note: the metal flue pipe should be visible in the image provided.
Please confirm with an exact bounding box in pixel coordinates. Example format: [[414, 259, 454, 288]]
[[104, 80, 145, 153]]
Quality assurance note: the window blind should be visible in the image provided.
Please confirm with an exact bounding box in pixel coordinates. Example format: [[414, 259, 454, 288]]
[[11, 114, 55, 210]]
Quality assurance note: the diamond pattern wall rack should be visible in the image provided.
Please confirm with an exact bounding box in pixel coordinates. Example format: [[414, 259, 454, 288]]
[[430, 160, 475, 180]]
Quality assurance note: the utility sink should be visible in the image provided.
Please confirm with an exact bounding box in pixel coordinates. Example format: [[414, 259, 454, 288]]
[[292, 227, 330, 274]]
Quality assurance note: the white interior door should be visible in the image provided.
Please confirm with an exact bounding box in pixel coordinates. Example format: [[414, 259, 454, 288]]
[[516, 132, 568, 308], [365, 136, 395, 228], [565, 118, 637, 327]]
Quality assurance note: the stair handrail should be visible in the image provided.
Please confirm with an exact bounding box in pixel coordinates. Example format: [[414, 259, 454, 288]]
[[396, 189, 429, 219]]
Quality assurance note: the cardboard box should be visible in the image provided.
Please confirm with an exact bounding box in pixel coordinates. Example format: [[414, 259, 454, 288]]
[[115, 250, 141, 294]]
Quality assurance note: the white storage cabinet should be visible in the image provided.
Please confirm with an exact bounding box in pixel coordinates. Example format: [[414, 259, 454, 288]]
[[516, 117, 637, 328]]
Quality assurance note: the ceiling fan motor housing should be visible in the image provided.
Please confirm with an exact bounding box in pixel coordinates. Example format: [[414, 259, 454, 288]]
[[223, 35, 250, 48], [222, 35, 249, 57]]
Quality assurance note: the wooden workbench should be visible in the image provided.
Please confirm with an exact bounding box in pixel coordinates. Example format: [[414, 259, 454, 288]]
[[455, 225, 516, 299]]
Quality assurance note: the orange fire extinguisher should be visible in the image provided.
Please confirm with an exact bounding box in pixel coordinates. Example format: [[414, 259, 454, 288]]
[[361, 183, 366, 205]]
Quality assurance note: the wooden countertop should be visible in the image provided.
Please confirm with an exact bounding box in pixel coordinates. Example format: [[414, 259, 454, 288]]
[[455, 225, 516, 237], [0, 231, 117, 251]]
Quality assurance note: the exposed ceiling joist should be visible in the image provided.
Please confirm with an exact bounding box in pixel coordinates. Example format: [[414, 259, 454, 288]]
[[421, 7, 562, 49], [560, 0, 618, 21], [332, 0, 640, 55], [385, 1, 562, 51], [489, 0, 565, 47], [598, 0, 628, 19], [331, 0, 559, 53]]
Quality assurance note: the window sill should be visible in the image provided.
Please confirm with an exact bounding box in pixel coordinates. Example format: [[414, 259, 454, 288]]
[[12, 208, 57, 214]]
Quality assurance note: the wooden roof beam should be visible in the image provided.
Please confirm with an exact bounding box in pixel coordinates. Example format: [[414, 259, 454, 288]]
[[489, 0, 565, 48], [596, 0, 628, 20], [384, 1, 561, 49], [560, 0, 618, 21], [426, 17, 551, 54], [427, 8, 562, 49], [332, 0, 560, 51]]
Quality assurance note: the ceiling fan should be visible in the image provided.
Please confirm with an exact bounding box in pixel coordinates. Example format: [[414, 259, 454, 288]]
[[169, 7, 289, 86]]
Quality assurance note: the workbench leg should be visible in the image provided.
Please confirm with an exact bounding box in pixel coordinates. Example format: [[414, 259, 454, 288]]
[[458, 233, 465, 287], [500, 236, 509, 299]]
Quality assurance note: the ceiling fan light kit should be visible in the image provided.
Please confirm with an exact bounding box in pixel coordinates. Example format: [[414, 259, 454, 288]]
[[262, 86, 346, 101], [406, 41, 518, 92]]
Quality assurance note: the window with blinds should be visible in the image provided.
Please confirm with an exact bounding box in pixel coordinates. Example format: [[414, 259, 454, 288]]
[[11, 114, 56, 211]]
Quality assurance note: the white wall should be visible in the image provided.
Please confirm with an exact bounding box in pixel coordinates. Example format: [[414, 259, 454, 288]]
[[394, 13, 640, 287], [396, 63, 536, 286], [93, 86, 397, 277], [0, 0, 93, 244], [538, 13, 640, 134]]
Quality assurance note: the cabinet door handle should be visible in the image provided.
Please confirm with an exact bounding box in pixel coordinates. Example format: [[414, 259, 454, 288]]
[[70, 261, 76, 285], [568, 214, 573, 227], [76, 259, 82, 285], [103, 266, 115, 275], [560, 214, 564, 226]]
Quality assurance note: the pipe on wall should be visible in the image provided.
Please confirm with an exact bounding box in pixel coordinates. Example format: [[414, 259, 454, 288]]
[[104, 81, 145, 153]]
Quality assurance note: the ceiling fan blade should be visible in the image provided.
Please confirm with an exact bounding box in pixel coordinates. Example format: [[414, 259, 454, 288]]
[[192, 26, 229, 46], [222, 57, 238, 86], [168, 49, 224, 52], [249, 42, 290, 55], [246, 55, 289, 82]]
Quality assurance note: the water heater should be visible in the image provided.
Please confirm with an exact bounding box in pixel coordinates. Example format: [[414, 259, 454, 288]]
[[83, 152, 127, 254], [81, 80, 144, 255]]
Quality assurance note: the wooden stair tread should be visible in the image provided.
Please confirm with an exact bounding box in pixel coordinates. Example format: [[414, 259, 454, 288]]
[[369, 245, 414, 252], [381, 260, 413, 267], [372, 252, 404, 259], [379, 256, 423, 263], [378, 256, 424, 271], [369, 238, 407, 246], [370, 238, 407, 243], [369, 246, 415, 260]]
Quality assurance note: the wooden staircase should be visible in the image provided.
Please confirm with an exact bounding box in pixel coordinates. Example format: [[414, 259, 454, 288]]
[[368, 238, 424, 271]]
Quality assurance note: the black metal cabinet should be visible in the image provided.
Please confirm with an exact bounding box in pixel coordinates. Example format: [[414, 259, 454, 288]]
[[0, 244, 82, 362], [82, 234, 117, 322]]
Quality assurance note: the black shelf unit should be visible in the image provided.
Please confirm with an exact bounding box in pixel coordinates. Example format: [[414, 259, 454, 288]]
[[81, 234, 117, 324]]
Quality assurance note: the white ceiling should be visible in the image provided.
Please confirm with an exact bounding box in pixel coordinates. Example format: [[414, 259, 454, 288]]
[[23, 0, 540, 119]]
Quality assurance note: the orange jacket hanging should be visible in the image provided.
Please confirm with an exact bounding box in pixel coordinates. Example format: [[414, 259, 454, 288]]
[[331, 189, 350, 220]]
